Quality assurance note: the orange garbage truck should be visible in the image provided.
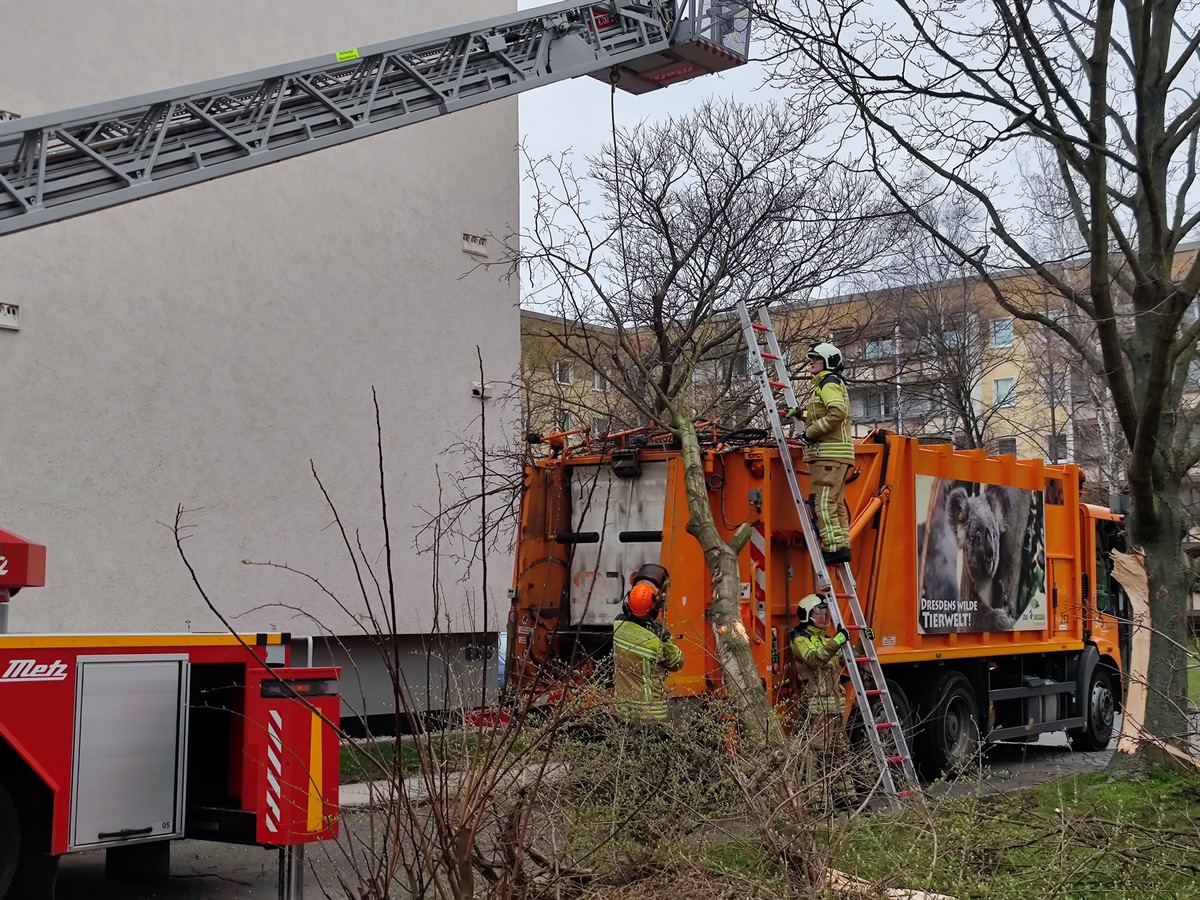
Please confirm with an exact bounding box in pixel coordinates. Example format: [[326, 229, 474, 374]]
[[506, 427, 1129, 777]]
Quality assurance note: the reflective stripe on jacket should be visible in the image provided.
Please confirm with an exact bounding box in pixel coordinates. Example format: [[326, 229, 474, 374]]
[[612, 615, 684, 723], [804, 371, 854, 463], [790, 625, 845, 715]]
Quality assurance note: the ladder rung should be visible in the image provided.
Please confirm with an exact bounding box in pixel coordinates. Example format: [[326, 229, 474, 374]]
[[887, 755, 906, 763], [897, 790, 916, 797], [875, 722, 896, 730], [751, 323, 770, 331], [863, 689, 882, 697], [855, 657, 871, 664], [768, 380, 788, 389], [761, 352, 780, 360]]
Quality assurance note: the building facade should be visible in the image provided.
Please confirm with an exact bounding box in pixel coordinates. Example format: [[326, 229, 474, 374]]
[[0, 1, 520, 724]]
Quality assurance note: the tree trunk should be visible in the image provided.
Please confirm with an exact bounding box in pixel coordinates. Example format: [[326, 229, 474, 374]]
[[1111, 437, 1193, 772], [673, 415, 783, 749]]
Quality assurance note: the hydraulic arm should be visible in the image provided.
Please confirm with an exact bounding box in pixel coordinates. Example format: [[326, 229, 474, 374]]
[[0, 0, 749, 235]]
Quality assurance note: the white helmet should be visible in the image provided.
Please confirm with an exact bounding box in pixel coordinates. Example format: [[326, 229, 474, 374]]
[[796, 593, 827, 625], [807, 342, 844, 372]]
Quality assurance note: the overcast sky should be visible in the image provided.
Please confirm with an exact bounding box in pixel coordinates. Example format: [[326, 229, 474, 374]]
[[517, 58, 769, 168], [513, 10, 773, 307]]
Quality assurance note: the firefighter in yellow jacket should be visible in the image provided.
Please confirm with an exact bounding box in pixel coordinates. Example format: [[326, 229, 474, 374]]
[[612, 564, 684, 725], [787, 342, 854, 564], [790, 593, 855, 809]]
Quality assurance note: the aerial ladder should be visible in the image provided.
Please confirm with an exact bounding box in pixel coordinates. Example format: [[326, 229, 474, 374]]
[[0, 3, 750, 899], [0, 0, 749, 236]]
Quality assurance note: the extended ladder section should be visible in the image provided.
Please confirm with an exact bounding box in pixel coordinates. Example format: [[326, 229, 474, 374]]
[[737, 300, 920, 807], [0, 0, 750, 235]]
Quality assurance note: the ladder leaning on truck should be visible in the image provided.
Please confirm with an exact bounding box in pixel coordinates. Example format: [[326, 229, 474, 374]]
[[0, 3, 752, 898]]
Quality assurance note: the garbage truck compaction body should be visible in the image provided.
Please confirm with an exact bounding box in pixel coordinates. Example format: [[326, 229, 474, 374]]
[[507, 428, 1128, 777]]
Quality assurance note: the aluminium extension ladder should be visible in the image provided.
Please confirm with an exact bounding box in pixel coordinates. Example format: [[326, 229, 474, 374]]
[[736, 300, 920, 806]]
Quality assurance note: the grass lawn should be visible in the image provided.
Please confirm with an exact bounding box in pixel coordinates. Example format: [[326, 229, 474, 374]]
[[837, 769, 1200, 898], [339, 735, 494, 783], [339, 738, 419, 783]]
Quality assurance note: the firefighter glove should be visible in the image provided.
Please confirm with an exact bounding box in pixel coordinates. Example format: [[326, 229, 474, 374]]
[[861, 625, 875, 641], [833, 627, 850, 646]]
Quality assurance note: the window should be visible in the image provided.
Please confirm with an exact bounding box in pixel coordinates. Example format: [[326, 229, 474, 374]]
[[756, 345, 792, 375], [864, 338, 893, 360], [933, 385, 957, 417], [943, 327, 962, 350], [1047, 432, 1068, 464], [996, 436, 1018, 456], [554, 409, 574, 432], [733, 350, 751, 377], [990, 317, 1014, 348], [864, 390, 894, 419], [592, 416, 613, 438], [1072, 421, 1103, 464], [553, 360, 573, 385], [993, 377, 1017, 408], [592, 369, 609, 392]]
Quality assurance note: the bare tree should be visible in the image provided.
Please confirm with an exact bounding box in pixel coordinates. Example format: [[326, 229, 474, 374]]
[[762, 0, 1200, 760], [509, 98, 896, 746]]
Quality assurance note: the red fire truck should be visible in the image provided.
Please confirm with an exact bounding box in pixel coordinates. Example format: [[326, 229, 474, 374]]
[[0, 529, 340, 898]]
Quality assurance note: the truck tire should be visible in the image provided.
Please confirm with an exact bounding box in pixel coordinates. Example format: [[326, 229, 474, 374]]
[[883, 681, 920, 784], [916, 671, 980, 779], [0, 780, 18, 899], [1068, 665, 1116, 751], [849, 681, 916, 790], [889, 681, 916, 747]]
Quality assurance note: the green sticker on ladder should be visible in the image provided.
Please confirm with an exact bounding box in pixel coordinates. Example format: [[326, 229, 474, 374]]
[[336, 48, 360, 62]]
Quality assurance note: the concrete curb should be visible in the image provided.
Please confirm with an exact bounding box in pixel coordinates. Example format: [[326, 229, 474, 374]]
[[338, 762, 567, 809]]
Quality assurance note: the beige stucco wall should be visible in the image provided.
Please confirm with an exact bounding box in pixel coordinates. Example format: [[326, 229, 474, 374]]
[[0, 0, 519, 639]]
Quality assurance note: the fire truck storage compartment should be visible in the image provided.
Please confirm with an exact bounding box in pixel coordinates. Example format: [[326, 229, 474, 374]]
[[567, 462, 667, 626], [70, 655, 189, 850], [184, 663, 254, 843]]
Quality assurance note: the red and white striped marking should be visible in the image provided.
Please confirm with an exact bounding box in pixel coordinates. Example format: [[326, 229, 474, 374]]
[[748, 522, 768, 642], [264, 709, 283, 833]]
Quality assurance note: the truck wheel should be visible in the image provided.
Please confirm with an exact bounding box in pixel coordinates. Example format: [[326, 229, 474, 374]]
[[917, 671, 980, 779], [0, 781, 18, 898], [883, 681, 921, 783], [889, 681, 915, 747], [848, 681, 916, 791], [8, 851, 57, 900], [1068, 666, 1116, 751]]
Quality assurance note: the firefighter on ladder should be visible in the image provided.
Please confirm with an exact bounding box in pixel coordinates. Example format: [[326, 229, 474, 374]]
[[786, 342, 854, 564], [612, 564, 684, 727], [790, 593, 856, 810]]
